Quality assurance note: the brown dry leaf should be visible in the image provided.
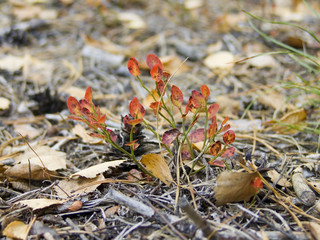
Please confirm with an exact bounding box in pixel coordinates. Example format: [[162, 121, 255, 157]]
[[2, 221, 29, 239], [54, 174, 105, 197], [143, 90, 160, 108], [215, 95, 240, 118], [257, 90, 286, 111], [105, 205, 120, 217], [83, 35, 125, 55], [0, 97, 11, 110], [140, 153, 173, 187], [14, 145, 67, 171], [267, 169, 292, 187], [203, 51, 235, 70], [214, 171, 262, 206], [70, 160, 126, 178], [160, 55, 190, 75], [72, 124, 103, 144], [16, 198, 65, 210], [14, 123, 42, 139], [5, 164, 56, 181], [212, 13, 246, 33], [272, 108, 307, 132], [305, 221, 320, 240]]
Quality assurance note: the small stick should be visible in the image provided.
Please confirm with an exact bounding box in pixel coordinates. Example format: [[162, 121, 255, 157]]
[[292, 167, 316, 206], [178, 197, 216, 239]]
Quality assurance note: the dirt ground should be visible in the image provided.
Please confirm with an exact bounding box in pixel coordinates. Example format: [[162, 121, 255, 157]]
[[1, 0, 320, 239]]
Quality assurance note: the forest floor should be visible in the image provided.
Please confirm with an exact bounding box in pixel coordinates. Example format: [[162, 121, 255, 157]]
[[1, 0, 320, 239]]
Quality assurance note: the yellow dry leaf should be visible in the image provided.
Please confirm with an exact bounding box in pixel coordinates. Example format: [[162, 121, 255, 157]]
[[16, 198, 65, 210], [267, 169, 292, 187], [140, 153, 173, 187], [14, 145, 67, 171], [117, 12, 146, 29], [272, 108, 306, 132], [72, 124, 103, 144], [54, 174, 105, 197], [70, 160, 126, 178], [257, 90, 286, 111], [3, 221, 29, 239]]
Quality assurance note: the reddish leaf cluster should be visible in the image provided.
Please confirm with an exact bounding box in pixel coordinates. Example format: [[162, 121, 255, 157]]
[[67, 87, 106, 131]]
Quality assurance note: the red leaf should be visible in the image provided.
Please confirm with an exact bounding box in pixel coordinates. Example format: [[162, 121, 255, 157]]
[[251, 177, 263, 190], [146, 54, 162, 69], [149, 101, 162, 114], [170, 85, 183, 109], [89, 132, 105, 139], [162, 129, 181, 146], [223, 130, 235, 144], [210, 141, 222, 156], [181, 150, 191, 160], [221, 147, 235, 158], [200, 85, 210, 101], [191, 90, 205, 110], [188, 128, 205, 143], [84, 87, 93, 105], [163, 71, 171, 82], [127, 57, 141, 76], [107, 129, 118, 142], [129, 97, 145, 119], [156, 80, 165, 96], [185, 96, 197, 114], [208, 121, 217, 138], [67, 96, 81, 115], [208, 159, 225, 167], [220, 124, 230, 133], [150, 63, 163, 82], [208, 103, 220, 118]]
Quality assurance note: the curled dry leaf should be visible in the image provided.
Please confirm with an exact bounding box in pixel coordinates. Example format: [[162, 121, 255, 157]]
[[140, 153, 173, 187], [5, 164, 56, 181], [214, 171, 263, 206]]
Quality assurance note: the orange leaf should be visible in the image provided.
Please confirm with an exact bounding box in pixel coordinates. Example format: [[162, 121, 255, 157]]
[[200, 85, 210, 101], [220, 124, 230, 133], [146, 54, 162, 70], [150, 63, 163, 82], [84, 86, 93, 105], [170, 85, 183, 109], [214, 171, 262, 206], [191, 90, 205, 109], [140, 153, 173, 186], [210, 141, 221, 156], [208, 121, 217, 138], [125, 139, 139, 150], [127, 57, 141, 76], [156, 80, 165, 95], [223, 130, 235, 144], [129, 97, 145, 119], [208, 103, 219, 118], [67, 96, 81, 115], [149, 101, 162, 114]]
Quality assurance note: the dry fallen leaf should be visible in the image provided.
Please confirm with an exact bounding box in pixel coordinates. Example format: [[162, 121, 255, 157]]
[[14, 145, 67, 171], [140, 153, 173, 187], [54, 174, 105, 197], [267, 169, 292, 187], [0, 97, 10, 110], [247, 54, 277, 69], [72, 124, 103, 144], [272, 108, 307, 132], [257, 90, 286, 111], [215, 95, 240, 118], [2, 221, 29, 239], [16, 198, 65, 210], [160, 55, 190, 75], [203, 51, 235, 70], [70, 160, 126, 178], [117, 12, 146, 29], [305, 221, 320, 240], [5, 163, 56, 181], [14, 123, 42, 139], [214, 171, 263, 206]]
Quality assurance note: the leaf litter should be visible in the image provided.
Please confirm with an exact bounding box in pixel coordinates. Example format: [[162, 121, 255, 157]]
[[0, 0, 320, 239]]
